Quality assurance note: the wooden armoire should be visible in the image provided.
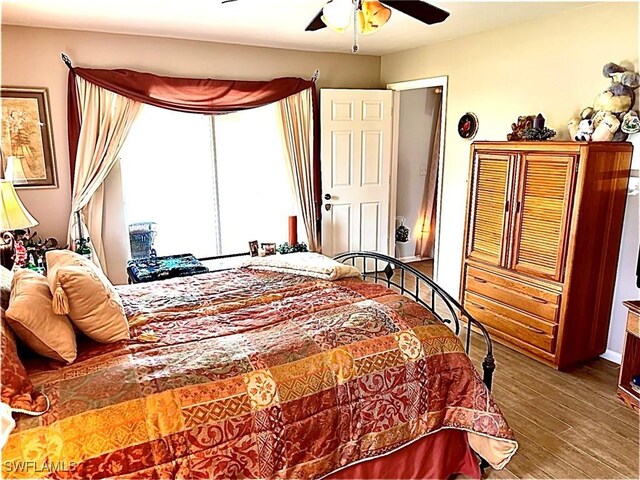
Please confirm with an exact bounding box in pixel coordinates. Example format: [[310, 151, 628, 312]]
[[460, 141, 632, 369]]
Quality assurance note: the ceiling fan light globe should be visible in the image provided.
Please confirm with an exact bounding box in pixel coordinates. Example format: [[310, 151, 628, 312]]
[[359, 0, 391, 35], [357, 10, 375, 35], [321, 0, 353, 31], [321, 15, 347, 33]]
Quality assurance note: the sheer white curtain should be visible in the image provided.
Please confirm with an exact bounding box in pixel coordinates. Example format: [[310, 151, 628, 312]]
[[277, 88, 319, 252], [69, 78, 141, 273]]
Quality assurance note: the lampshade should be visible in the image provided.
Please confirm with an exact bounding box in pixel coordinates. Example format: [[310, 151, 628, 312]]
[[0, 180, 38, 230], [359, 0, 391, 35], [4, 156, 28, 185], [322, 0, 353, 33]]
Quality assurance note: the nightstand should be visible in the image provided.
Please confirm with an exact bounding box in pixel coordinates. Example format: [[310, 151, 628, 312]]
[[617, 300, 640, 412]]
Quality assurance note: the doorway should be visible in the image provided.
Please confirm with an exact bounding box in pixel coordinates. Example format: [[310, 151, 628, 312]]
[[387, 77, 447, 281]]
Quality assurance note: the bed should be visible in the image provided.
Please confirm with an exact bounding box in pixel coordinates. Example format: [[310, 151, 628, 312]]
[[1, 252, 517, 479]]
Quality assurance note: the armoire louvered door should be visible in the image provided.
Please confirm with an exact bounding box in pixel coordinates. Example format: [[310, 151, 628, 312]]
[[466, 152, 516, 267], [510, 154, 576, 281]]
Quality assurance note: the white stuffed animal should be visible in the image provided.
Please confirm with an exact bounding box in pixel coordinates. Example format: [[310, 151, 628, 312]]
[[592, 113, 621, 141], [574, 119, 594, 141], [568, 117, 580, 138]]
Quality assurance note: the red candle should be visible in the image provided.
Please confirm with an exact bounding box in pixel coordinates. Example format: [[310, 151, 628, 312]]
[[288, 215, 298, 245]]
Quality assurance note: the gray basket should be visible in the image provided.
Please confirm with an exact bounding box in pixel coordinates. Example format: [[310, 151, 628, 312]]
[[128, 222, 157, 260]]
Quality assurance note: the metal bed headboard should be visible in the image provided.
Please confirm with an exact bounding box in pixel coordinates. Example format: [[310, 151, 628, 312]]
[[333, 251, 495, 390]]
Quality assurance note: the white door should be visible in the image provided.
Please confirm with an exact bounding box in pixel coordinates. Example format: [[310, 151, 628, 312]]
[[321, 89, 393, 257]]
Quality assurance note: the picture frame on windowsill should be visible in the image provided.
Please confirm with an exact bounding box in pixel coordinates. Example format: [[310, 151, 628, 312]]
[[261, 243, 276, 256], [248, 240, 259, 257]]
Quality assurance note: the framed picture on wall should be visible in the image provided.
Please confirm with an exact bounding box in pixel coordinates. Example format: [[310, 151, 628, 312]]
[[0, 87, 58, 188]]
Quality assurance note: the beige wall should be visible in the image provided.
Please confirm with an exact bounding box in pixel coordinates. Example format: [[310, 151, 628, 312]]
[[0, 25, 381, 244], [381, 2, 639, 356], [2, 3, 638, 355]]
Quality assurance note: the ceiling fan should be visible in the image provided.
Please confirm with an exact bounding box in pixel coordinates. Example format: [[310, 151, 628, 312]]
[[222, 1, 450, 53], [306, 1, 449, 33]]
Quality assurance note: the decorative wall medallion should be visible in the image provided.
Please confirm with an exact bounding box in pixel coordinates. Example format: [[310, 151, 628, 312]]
[[457, 112, 478, 140]]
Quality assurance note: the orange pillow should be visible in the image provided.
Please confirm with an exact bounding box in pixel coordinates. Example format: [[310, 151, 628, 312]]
[[1, 308, 48, 414], [6, 269, 77, 364], [46, 250, 129, 343]]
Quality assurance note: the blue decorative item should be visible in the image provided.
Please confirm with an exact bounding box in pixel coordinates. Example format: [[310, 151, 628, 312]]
[[631, 375, 640, 394], [127, 254, 208, 283], [128, 222, 157, 260]]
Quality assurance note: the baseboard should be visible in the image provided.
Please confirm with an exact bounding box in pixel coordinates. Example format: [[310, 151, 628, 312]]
[[600, 349, 622, 364], [397, 256, 422, 263]]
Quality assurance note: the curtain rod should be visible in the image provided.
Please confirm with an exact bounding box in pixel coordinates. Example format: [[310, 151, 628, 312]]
[[63, 53, 319, 84], [61, 53, 73, 69]]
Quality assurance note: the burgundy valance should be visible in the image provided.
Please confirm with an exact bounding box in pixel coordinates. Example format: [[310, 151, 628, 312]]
[[71, 67, 315, 114], [66, 66, 319, 199]]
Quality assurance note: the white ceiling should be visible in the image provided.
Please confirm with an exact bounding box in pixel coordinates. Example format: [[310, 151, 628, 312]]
[[1, 0, 595, 56]]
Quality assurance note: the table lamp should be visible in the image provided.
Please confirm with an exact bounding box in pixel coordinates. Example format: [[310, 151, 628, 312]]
[[4, 156, 28, 185], [0, 179, 38, 269]]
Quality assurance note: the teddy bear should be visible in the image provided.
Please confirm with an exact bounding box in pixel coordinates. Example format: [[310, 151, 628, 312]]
[[569, 62, 640, 141], [594, 62, 640, 113], [569, 108, 595, 140], [592, 113, 620, 141], [574, 118, 594, 141]]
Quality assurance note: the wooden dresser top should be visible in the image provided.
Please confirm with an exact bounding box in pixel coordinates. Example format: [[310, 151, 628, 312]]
[[623, 300, 640, 315]]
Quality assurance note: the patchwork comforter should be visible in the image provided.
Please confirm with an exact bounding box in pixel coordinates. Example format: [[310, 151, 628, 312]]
[[2, 269, 517, 479]]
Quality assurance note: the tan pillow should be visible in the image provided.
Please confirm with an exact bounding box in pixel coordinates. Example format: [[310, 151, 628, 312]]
[[0, 266, 12, 310], [6, 269, 77, 364], [45, 250, 130, 344]]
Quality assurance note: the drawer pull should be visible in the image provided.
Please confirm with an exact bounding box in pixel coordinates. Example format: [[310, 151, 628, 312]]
[[531, 296, 548, 304], [526, 325, 545, 335], [471, 276, 487, 284]]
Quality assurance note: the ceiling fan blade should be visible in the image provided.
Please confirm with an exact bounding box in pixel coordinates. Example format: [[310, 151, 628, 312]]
[[306, 8, 327, 31], [382, 1, 449, 25]]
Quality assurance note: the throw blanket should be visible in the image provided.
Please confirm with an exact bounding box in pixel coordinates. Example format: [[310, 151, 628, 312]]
[[2, 269, 516, 479], [241, 252, 361, 280]]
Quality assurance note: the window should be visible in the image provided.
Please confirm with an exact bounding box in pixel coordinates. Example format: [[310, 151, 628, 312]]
[[119, 102, 301, 259]]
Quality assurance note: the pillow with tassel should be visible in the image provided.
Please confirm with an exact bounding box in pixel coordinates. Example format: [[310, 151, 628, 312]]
[[6, 269, 77, 363], [45, 250, 129, 344]]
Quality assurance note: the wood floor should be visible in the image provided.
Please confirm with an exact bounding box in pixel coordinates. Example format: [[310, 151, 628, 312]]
[[469, 340, 639, 479], [404, 259, 639, 479]]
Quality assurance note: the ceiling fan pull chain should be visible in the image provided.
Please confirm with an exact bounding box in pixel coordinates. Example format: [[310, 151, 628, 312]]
[[352, 0, 359, 53]]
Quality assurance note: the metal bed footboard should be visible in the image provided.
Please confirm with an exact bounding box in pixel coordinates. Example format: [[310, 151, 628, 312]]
[[334, 251, 495, 391]]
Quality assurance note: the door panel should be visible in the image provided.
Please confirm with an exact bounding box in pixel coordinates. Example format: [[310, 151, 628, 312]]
[[361, 131, 383, 186], [327, 204, 352, 255], [510, 154, 576, 281], [321, 89, 393, 256], [330, 131, 353, 188], [466, 152, 516, 267], [360, 202, 381, 251]]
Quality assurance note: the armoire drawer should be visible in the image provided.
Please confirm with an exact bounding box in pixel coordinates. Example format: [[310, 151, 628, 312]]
[[464, 292, 557, 353], [465, 266, 560, 323]]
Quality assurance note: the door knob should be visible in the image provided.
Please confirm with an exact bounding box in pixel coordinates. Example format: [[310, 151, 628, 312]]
[[324, 193, 332, 200]]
